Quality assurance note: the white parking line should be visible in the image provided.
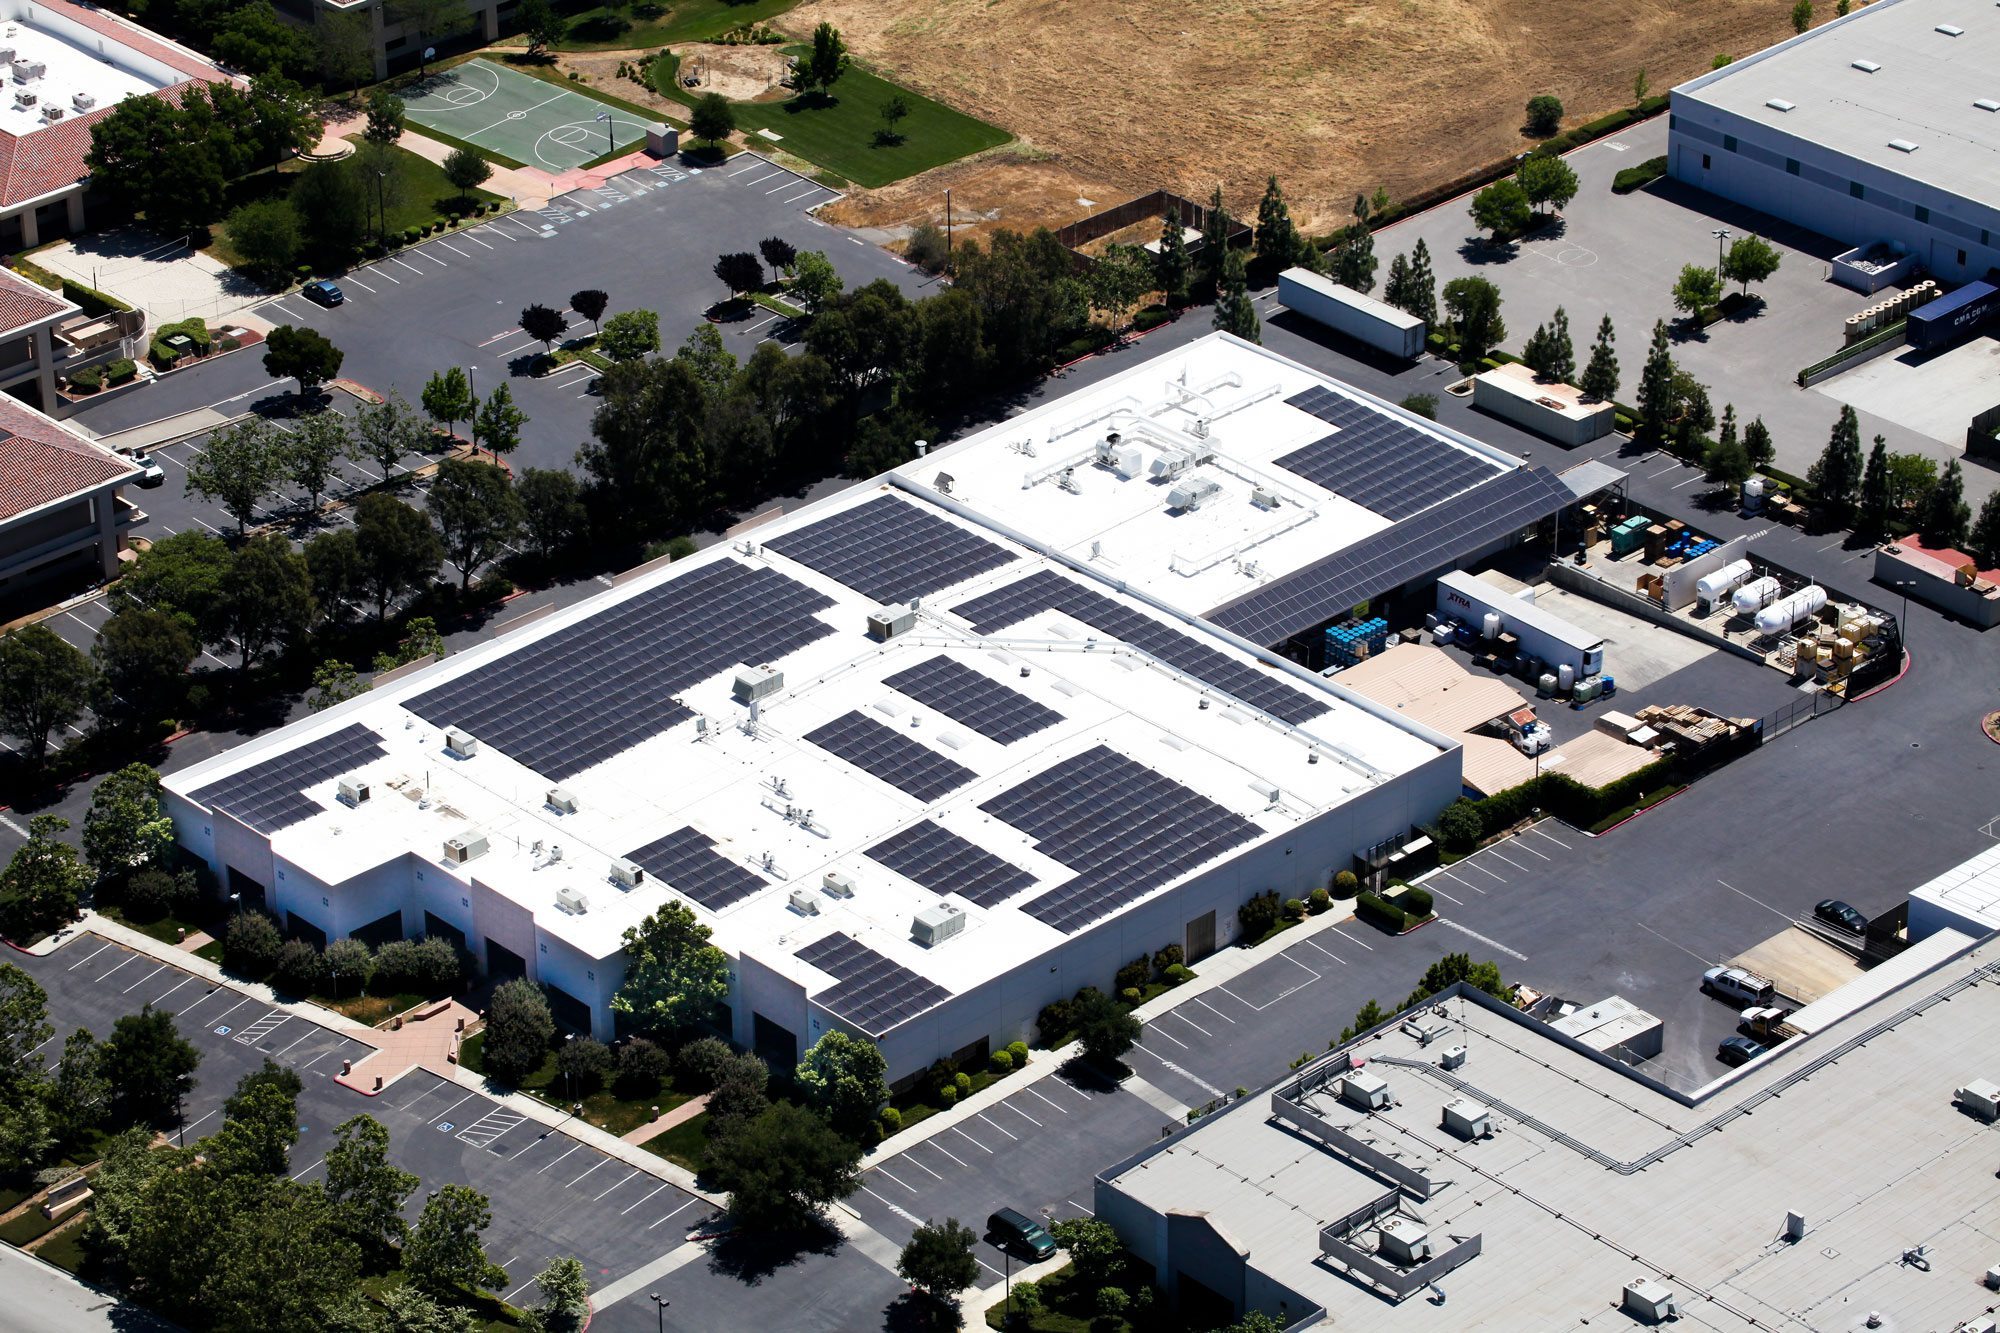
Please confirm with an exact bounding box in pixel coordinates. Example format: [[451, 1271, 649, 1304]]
[[68, 942, 112, 970], [873, 1165, 918, 1193], [1329, 925, 1375, 951], [1299, 937, 1346, 965], [428, 1091, 478, 1125], [1003, 1101, 1043, 1128], [1428, 882, 1465, 906], [862, 1185, 921, 1225], [951, 1125, 993, 1154], [646, 1199, 696, 1230], [537, 1143, 582, 1174], [745, 314, 782, 333], [1531, 825, 1572, 849], [619, 1181, 670, 1216], [928, 1141, 970, 1169], [392, 256, 423, 274], [765, 177, 800, 194], [344, 275, 376, 293], [1439, 917, 1530, 961], [437, 239, 472, 258], [567, 1159, 607, 1189], [368, 266, 402, 283], [96, 956, 135, 981], [591, 1169, 638, 1201], [1163, 1010, 1211, 1039], [727, 160, 763, 176], [977, 1112, 1019, 1141], [741, 170, 781, 186], [1507, 839, 1552, 861], [1465, 859, 1507, 882], [464, 232, 494, 249], [1485, 848, 1530, 872], [416, 248, 448, 268], [273, 1029, 316, 1057], [267, 301, 303, 320], [290, 1156, 325, 1181], [1145, 1024, 1189, 1051], [1437, 867, 1484, 896], [209, 996, 254, 1027], [1191, 995, 1238, 1024], [906, 1155, 944, 1181], [150, 976, 196, 1007], [1025, 1085, 1069, 1114]]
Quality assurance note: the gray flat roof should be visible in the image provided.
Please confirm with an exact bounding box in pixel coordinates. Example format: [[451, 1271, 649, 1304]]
[[1675, 0, 2000, 207]]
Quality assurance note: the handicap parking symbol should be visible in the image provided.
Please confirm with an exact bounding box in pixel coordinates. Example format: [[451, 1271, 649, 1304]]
[[437, 1122, 455, 1133], [214, 1026, 231, 1036]]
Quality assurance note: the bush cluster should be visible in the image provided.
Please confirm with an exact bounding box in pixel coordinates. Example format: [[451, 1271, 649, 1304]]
[[1237, 888, 1283, 939]]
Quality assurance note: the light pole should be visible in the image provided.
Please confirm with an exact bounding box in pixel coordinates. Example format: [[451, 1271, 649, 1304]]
[[1890, 578, 1915, 643], [1711, 227, 1731, 280], [377, 169, 390, 245], [944, 187, 953, 270], [649, 1291, 668, 1331]]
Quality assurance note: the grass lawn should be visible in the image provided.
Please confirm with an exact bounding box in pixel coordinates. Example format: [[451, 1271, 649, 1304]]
[[321, 990, 427, 1025], [364, 142, 507, 235], [93, 904, 217, 948], [194, 940, 226, 966], [360, 1270, 528, 1331], [0, 1185, 29, 1214], [983, 1259, 1168, 1332], [457, 1032, 688, 1135], [540, 0, 801, 51], [639, 1111, 710, 1173], [0, 1209, 58, 1247], [33, 1219, 89, 1275]]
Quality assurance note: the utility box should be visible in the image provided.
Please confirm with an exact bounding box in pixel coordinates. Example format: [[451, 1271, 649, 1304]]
[[1955, 1078, 2000, 1121], [1377, 1218, 1432, 1265], [1621, 1277, 1679, 1323], [1339, 1071, 1391, 1111], [444, 727, 479, 758], [1441, 1097, 1493, 1141], [912, 903, 966, 946], [868, 604, 916, 640]]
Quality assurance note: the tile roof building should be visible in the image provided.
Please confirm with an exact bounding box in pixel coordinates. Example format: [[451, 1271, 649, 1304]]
[[0, 387, 141, 597]]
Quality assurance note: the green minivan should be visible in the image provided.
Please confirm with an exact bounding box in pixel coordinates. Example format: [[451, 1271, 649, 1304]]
[[987, 1207, 1057, 1260]]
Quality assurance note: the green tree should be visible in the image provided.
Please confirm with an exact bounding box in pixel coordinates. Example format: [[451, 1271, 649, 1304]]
[[795, 1030, 889, 1139], [214, 0, 319, 79], [482, 977, 554, 1085], [1072, 986, 1141, 1066], [709, 1101, 863, 1229], [1050, 1217, 1123, 1286], [0, 625, 95, 771], [1703, 432, 1752, 491], [291, 157, 370, 259], [48, 1026, 109, 1146], [1212, 245, 1260, 342], [405, 1185, 509, 1299], [226, 197, 302, 284], [518, 0, 562, 56], [1525, 93, 1564, 135], [714, 251, 765, 298], [1634, 320, 1675, 445], [1382, 251, 1411, 311], [318, 10, 373, 93], [307, 659, 367, 711], [1088, 244, 1153, 330], [690, 92, 735, 146], [323, 1113, 418, 1251], [472, 381, 527, 459], [428, 458, 523, 589], [599, 308, 662, 362], [103, 1003, 200, 1126], [878, 93, 909, 143], [611, 901, 731, 1029], [1518, 153, 1578, 214], [379, 1286, 476, 1333], [517, 468, 586, 561], [1886, 450, 1937, 517], [1405, 236, 1437, 325], [1156, 204, 1192, 307], [1633, 67, 1649, 103], [1791, 0, 1813, 33], [364, 88, 405, 146], [1920, 459, 1971, 550], [0, 814, 88, 942], [84, 94, 227, 238], [211, 1065, 302, 1176], [534, 1257, 591, 1331], [305, 528, 364, 626], [442, 146, 492, 207], [115, 530, 233, 643], [1333, 193, 1376, 292], [222, 535, 315, 668], [1857, 436, 1891, 539], [518, 303, 569, 354], [1442, 276, 1506, 359], [83, 763, 173, 887], [422, 366, 476, 442], [1968, 492, 2000, 568], [92, 607, 195, 733], [1545, 306, 1576, 381], [284, 409, 351, 512], [1672, 263, 1722, 319], [1199, 185, 1232, 283], [1743, 415, 1775, 470], [1809, 405, 1865, 523], [1721, 234, 1782, 294], [897, 1217, 979, 1306], [263, 324, 344, 398], [0, 963, 52, 1173], [571, 289, 611, 333], [184, 417, 282, 535], [1579, 313, 1618, 401], [354, 493, 442, 618], [1253, 175, 1297, 266], [798, 21, 851, 97], [1469, 180, 1532, 241], [789, 250, 843, 315]]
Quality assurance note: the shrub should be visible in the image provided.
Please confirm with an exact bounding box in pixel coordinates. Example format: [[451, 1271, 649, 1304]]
[[323, 936, 373, 991], [1037, 998, 1075, 1042], [69, 366, 102, 391], [1436, 798, 1484, 852], [938, 1083, 957, 1108], [676, 1035, 736, 1091], [1284, 897, 1308, 921], [224, 910, 283, 975], [1006, 1040, 1028, 1066], [1332, 869, 1359, 897], [448, 214, 460, 226], [1238, 889, 1282, 939], [484, 978, 555, 1085], [1525, 93, 1564, 137], [1613, 155, 1668, 194], [1120, 986, 1142, 1006], [404, 228, 419, 244], [954, 1071, 971, 1095], [1133, 305, 1173, 332], [218, 338, 240, 353], [878, 1105, 902, 1134], [615, 1037, 672, 1097], [904, 222, 949, 272], [122, 868, 196, 921], [106, 358, 137, 384], [372, 936, 462, 994], [1114, 956, 1149, 993], [1151, 943, 1183, 977], [1399, 885, 1435, 919], [295, 263, 313, 280], [273, 938, 323, 993], [989, 1048, 1013, 1074], [1309, 887, 1332, 914], [1400, 392, 1439, 420], [556, 1036, 613, 1095], [1096, 1287, 1130, 1318], [1355, 891, 1406, 931], [1164, 963, 1193, 985]]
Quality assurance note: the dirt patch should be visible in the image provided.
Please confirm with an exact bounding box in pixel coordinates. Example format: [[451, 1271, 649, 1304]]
[[672, 43, 792, 101], [818, 151, 1126, 250], [550, 50, 684, 117], [787, 0, 1797, 233]]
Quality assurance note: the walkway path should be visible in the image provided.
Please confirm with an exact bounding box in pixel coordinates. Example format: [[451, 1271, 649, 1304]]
[[335, 997, 478, 1094], [621, 1091, 709, 1144]]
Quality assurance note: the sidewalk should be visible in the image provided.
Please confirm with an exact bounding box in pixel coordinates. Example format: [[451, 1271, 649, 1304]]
[[621, 1091, 707, 1145]]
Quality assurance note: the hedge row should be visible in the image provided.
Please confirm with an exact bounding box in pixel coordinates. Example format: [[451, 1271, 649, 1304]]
[[1612, 155, 1668, 194]]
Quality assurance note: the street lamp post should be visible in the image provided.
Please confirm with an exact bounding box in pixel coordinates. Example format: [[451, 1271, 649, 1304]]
[[1712, 227, 1731, 280], [649, 1291, 669, 1331]]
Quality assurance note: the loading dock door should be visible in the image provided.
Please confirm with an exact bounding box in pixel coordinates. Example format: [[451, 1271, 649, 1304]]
[[485, 937, 527, 982], [1186, 910, 1216, 964]]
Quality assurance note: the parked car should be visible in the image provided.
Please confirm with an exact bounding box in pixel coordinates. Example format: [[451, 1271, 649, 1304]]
[[987, 1207, 1057, 1260], [118, 449, 165, 488], [301, 279, 345, 307], [1702, 965, 1776, 1007], [1717, 1035, 1767, 1067], [1815, 899, 1868, 935]]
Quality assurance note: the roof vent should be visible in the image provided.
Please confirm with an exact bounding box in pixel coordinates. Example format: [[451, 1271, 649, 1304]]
[[1977, 98, 2000, 112], [1888, 138, 1919, 152], [1851, 58, 1881, 72], [1936, 22, 1965, 35], [1765, 97, 1795, 111]]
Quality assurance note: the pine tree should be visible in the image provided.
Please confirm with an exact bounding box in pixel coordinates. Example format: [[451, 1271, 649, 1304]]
[[1919, 459, 1970, 550], [1743, 416, 1775, 470], [1156, 205, 1192, 308], [1200, 186, 1232, 284], [1547, 306, 1576, 383], [1383, 253, 1411, 312], [1857, 436, 1890, 539], [1334, 194, 1377, 293], [1717, 403, 1737, 452], [1212, 246, 1261, 342], [1522, 323, 1553, 378], [1406, 238, 1438, 325], [1579, 314, 1618, 402], [1253, 176, 1296, 266], [1808, 404, 1865, 521], [1634, 320, 1675, 446], [1968, 492, 2000, 568]]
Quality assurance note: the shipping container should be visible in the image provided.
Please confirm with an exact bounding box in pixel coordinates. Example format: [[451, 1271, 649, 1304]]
[[1435, 570, 1606, 677], [1276, 267, 1426, 359], [1907, 280, 2000, 351]]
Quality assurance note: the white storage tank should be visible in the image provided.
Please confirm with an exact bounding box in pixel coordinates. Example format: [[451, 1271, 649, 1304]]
[[1481, 611, 1501, 641], [1696, 559, 1754, 608], [1755, 586, 1828, 636], [1741, 477, 1765, 512], [1732, 576, 1782, 616], [1558, 662, 1576, 692]]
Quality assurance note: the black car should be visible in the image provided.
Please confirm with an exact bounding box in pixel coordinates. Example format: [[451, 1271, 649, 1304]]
[[1717, 1035, 1766, 1067], [301, 279, 345, 307], [1815, 899, 1868, 935], [987, 1208, 1057, 1260]]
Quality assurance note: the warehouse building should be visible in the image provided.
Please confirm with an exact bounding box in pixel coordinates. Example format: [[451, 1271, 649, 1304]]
[[1097, 927, 2000, 1329], [1668, 0, 2000, 284], [162, 482, 1459, 1080]]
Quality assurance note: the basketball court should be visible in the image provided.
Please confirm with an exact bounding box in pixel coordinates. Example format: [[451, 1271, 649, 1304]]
[[401, 58, 653, 172]]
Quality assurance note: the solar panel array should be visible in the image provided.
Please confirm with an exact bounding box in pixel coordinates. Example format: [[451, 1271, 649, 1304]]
[[865, 820, 1037, 908], [981, 745, 1261, 934], [951, 569, 1329, 726], [804, 711, 977, 803], [1206, 466, 1576, 647], [764, 493, 1017, 605], [624, 826, 768, 911], [189, 723, 384, 835], [405, 560, 834, 781], [1275, 386, 1499, 520], [796, 932, 954, 1036], [882, 656, 1064, 744]]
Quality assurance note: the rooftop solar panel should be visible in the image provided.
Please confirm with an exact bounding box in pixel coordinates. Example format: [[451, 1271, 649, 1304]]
[[406, 560, 835, 781], [764, 493, 1016, 604], [1205, 466, 1575, 647], [805, 711, 978, 803], [189, 723, 385, 834], [625, 826, 768, 911], [882, 655, 1063, 744], [980, 745, 1261, 934], [1274, 419, 1498, 522], [796, 931, 954, 1036], [866, 820, 1037, 908], [950, 569, 1328, 726]]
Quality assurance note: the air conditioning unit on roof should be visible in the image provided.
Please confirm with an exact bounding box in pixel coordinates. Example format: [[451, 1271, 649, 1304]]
[[546, 787, 578, 814], [912, 902, 965, 946], [71, 91, 93, 110], [609, 858, 644, 888], [337, 779, 371, 807], [788, 889, 821, 916], [555, 885, 589, 914], [868, 604, 915, 640], [443, 829, 487, 864], [444, 727, 478, 758]]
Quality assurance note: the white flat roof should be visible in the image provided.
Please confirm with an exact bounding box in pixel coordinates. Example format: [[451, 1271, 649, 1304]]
[[1675, 0, 2000, 207], [1909, 841, 2000, 933], [0, 5, 175, 139], [894, 332, 1526, 623], [1438, 569, 1605, 651], [166, 483, 1445, 1023], [1474, 361, 1606, 422]]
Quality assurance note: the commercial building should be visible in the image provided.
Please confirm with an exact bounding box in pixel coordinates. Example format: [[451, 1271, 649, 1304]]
[[1097, 927, 2000, 1329], [1669, 0, 2000, 285], [0, 390, 142, 596], [277, 0, 506, 80], [1470, 361, 1612, 447], [0, 0, 227, 252], [1908, 841, 2000, 941], [162, 475, 1460, 1079]]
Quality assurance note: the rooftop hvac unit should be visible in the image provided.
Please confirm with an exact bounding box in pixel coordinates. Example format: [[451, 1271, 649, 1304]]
[[554, 885, 589, 914], [1962, 1319, 1999, 1333], [337, 779, 371, 807], [1149, 447, 1194, 481], [444, 727, 479, 758], [732, 664, 784, 703], [0, 47, 13, 63], [1168, 476, 1221, 511], [1955, 1079, 2000, 1122], [912, 902, 965, 946], [1440, 1044, 1467, 1070], [71, 91, 94, 110], [1339, 1071, 1391, 1111], [41, 104, 62, 121], [442, 830, 488, 864], [1620, 1278, 1679, 1324], [1250, 485, 1280, 510], [12, 89, 32, 107], [822, 871, 855, 898], [1441, 1097, 1493, 1141], [787, 889, 821, 916], [868, 604, 916, 640], [1377, 1218, 1431, 1265], [1402, 1014, 1450, 1046], [13, 61, 42, 82], [609, 858, 644, 888], [546, 787, 578, 814]]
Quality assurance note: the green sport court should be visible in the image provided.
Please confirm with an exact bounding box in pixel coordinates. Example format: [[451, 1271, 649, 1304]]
[[402, 59, 653, 171]]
